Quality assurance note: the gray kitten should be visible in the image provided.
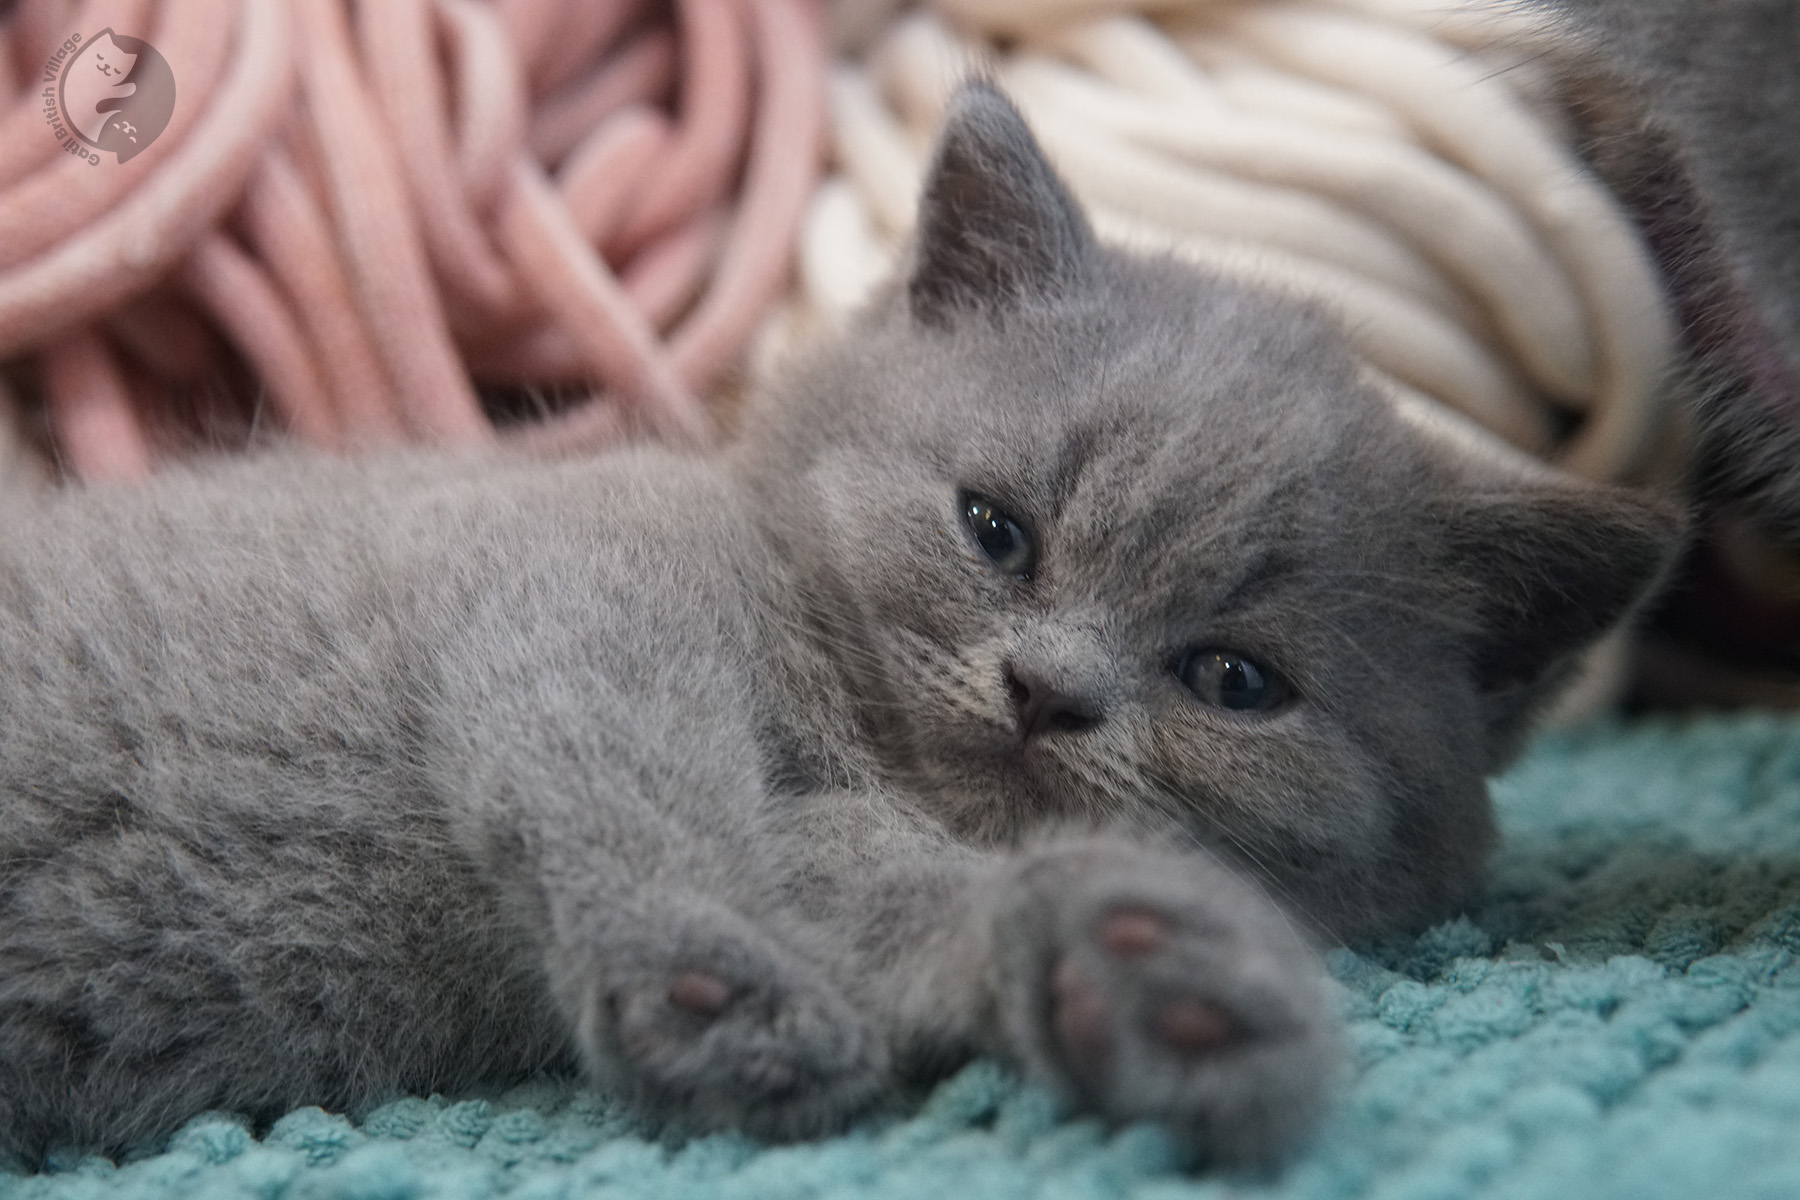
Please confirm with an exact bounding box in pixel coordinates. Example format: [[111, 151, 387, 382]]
[[0, 86, 1677, 1171]]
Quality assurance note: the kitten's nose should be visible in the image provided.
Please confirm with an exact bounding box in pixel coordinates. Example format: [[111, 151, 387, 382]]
[[1005, 663, 1102, 740]]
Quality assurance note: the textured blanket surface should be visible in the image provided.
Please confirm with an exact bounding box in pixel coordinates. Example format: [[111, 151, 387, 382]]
[[7, 713, 1800, 1200]]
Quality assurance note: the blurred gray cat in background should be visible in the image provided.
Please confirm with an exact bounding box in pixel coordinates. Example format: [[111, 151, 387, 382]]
[[0, 85, 1677, 1171], [1541, 0, 1800, 565]]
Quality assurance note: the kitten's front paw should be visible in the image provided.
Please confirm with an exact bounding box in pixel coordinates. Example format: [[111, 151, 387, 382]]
[[991, 841, 1338, 1165], [574, 899, 888, 1139]]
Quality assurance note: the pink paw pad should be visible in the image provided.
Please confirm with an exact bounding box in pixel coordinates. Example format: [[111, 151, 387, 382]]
[[1096, 908, 1238, 1056], [1052, 956, 1113, 1069], [667, 970, 732, 1016], [1156, 998, 1235, 1054], [1099, 909, 1168, 958]]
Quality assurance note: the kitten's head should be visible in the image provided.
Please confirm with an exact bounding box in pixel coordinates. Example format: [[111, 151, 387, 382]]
[[738, 85, 1680, 936]]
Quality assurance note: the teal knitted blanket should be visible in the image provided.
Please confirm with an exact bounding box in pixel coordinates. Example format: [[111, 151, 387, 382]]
[[8, 713, 1800, 1200]]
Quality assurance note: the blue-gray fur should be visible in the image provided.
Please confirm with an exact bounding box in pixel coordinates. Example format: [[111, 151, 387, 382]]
[[0, 86, 1677, 1171], [1535, 0, 1800, 541]]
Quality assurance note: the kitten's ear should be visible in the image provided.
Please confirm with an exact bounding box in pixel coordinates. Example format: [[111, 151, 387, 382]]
[[908, 83, 1095, 328], [1437, 477, 1682, 693]]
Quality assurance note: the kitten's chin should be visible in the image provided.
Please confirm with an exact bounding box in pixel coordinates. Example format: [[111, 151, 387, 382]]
[[940, 751, 1149, 845], [894, 740, 1083, 843]]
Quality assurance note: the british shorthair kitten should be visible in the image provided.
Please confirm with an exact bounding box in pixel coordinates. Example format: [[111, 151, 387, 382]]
[[0, 86, 1677, 1169]]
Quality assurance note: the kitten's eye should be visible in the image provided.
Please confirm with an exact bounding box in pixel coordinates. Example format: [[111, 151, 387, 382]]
[[962, 494, 1036, 578], [1177, 649, 1288, 713]]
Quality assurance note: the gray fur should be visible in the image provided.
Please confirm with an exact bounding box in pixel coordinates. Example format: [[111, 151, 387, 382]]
[[0, 86, 1678, 1170], [1537, 0, 1800, 540]]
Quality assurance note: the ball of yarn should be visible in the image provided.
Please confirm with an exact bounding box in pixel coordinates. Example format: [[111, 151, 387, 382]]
[[774, 0, 1678, 485], [0, 0, 826, 480]]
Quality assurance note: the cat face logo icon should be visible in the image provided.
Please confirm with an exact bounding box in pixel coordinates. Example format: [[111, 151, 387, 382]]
[[40, 29, 176, 165]]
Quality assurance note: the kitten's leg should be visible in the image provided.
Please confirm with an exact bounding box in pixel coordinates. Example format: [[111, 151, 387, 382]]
[[979, 839, 1338, 1164], [533, 845, 891, 1139], [441, 703, 891, 1139], [791, 796, 1338, 1165]]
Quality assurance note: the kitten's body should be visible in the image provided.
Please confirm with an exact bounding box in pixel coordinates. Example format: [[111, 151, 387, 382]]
[[0, 89, 1674, 1168], [0, 451, 756, 1146]]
